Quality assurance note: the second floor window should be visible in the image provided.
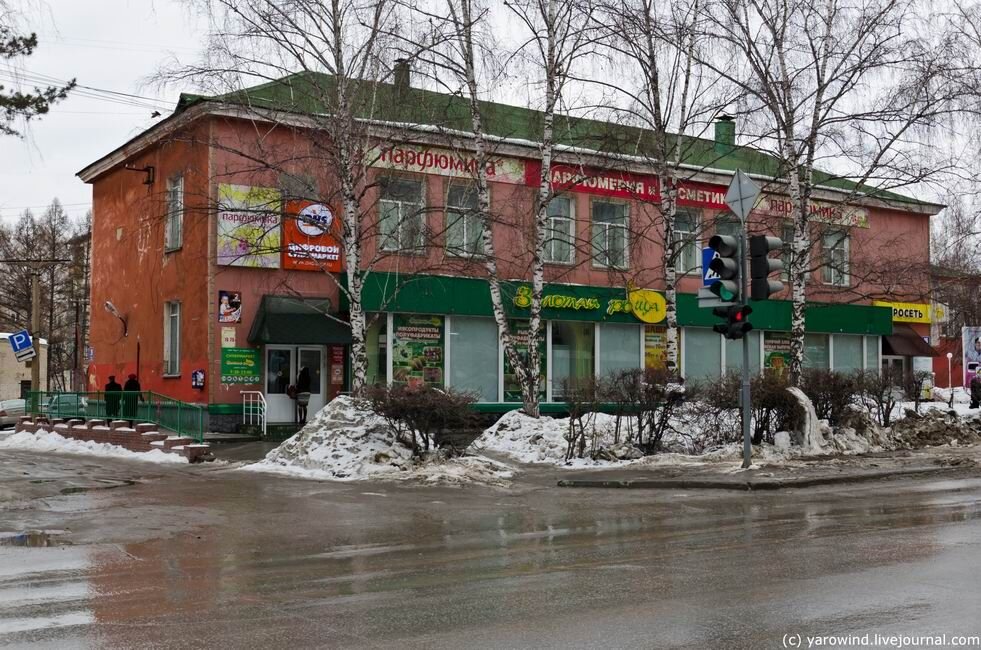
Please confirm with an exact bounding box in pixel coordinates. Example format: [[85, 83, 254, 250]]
[[445, 183, 482, 257], [164, 174, 183, 251], [379, 177, 425, 252], [545, 197, 574, 263], [714, 215, 740, 237], [674, 210, 699, 275], [591, 200, 629, 268], [822, 229, 850, 286]]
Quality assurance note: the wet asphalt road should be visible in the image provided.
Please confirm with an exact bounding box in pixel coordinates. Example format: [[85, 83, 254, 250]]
[[1, 450, 980, 649]]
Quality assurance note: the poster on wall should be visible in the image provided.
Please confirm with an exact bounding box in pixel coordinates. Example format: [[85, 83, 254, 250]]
[[217, 290, 242, 323], [191, 369, 206, 390], [503, 320, 547, 402], [964, 326, 981, 385], [221, 327, 237, 348], [644, 325, 676, 370], [282, 201, 343, 272], [392, 314, 444, 387], [217, 184, 282, 268], [220, 347, 261, 384], [764, 332, 793, 376], [330, 346, 345, 385]]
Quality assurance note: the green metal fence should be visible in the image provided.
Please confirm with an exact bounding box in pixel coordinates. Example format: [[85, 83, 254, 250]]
[[27, 391, 205, 442]]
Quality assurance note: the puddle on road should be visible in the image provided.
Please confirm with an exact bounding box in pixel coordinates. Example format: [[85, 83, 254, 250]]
[[0, 530, 70, 547], [59, 478, 138, 495]]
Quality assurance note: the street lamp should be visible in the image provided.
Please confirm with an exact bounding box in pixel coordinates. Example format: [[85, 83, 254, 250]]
[[104, 301, 128, 337], [946, 352, 953, 408]]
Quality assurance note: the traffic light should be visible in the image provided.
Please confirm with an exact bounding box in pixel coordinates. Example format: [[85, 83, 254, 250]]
[[712, 304, 754, 340], [749, 235, 785, 300], [707, 234, 740, 303]]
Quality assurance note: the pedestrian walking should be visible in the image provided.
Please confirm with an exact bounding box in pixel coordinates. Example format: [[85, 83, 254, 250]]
[[122, 374, 142, 426], [970, 373, 981, 410], [104, 375, 122, 419], [295, 366, 312, 424]]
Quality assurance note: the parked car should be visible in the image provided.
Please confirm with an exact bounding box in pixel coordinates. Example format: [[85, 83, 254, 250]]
[[42, 394, 88, 419], [0, 399, 26, 428]]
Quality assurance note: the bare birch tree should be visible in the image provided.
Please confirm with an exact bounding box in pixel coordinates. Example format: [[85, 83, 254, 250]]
[[700, 0, 968, 385]]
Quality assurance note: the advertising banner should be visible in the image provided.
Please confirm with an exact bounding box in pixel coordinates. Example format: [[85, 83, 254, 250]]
[[503, 320, 547, 402], [872, 301, 932, 324], [760, 195, 870, 229], [964, 326, 981, 385], [281, 201, 343, 272], [220, 347, 261, 384], [644, 325, 671, 370], [391, 314, 444, 387], [218, 290, 242, 323], [217, 184, 282, 268], [371, 145, 526, 184], [764, 332, 793, 376]]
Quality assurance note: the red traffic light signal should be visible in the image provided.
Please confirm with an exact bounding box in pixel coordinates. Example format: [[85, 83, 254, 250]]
[[712, 304, 754, 340]]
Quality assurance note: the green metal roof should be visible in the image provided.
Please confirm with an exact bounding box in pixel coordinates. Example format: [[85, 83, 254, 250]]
[[177, 72, 938, 210]]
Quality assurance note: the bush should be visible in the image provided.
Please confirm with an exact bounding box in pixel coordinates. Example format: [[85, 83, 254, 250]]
[[563, 376, 602, 461], [855, 368, 904, 427], [599, 368, 687, 454], [751, 372, 804, 444], [366, 384, 478, 456], [800, 369, 860, 427]]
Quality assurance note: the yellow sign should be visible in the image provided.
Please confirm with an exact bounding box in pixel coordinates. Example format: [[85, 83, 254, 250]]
[[627, 289, 667, 324], [873, 301, 932, 324]]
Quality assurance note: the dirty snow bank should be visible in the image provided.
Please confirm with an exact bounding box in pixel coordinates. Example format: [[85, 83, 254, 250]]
[[0, 429, 186, 464], [243, 396, 513, 485]]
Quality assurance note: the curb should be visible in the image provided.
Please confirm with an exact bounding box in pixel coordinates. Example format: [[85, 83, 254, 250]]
[[556, 466, 967, 491]]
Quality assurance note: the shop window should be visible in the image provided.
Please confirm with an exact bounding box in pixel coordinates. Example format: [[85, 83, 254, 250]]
[[445, 183, 483, 257], [551, 321, 595, 400], [449, 317, 498, 401], [725, 331, 761, 374], [544, 197, 575, 263], [164, 174, 183, 251], [599, 323, 641, 377], [365, 317, 386, 386], [591, 201, 628, 269], [804, 333, 830, 369], [821, 229, 850, 286], [674, 210, 699, 275], [163, 301, 181, 376], [684, 327, 721, 379], [379, 177, 425, 252], [392, 314, 444, 387], [865, 336, 880, 371], [833, 334, 863, 372], [503, 320, 546, 402]]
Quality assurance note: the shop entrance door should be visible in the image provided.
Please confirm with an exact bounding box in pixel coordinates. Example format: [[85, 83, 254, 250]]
[[297, 347, 325, 418], [265, 346, 295, 423], [882, 355, 906, 380]]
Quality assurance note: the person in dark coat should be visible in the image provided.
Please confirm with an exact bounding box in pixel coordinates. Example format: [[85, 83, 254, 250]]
[[971, 373, 981, 410], [122, 374, 142, 426], [104, 376, 122, 419], [295, 366, 312, 424]]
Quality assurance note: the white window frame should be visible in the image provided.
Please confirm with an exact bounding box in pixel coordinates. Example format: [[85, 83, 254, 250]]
[[544, 196, 575, 264], [591, 199, 629, 269], [821, 228, 850, 287], [163, 301, 181, 376], [164, 174, 184, 251], [674, 209, 699, 276], [780, 222, 795, 282], [445, 182, 483, 258], [378, 176, 426, 253]]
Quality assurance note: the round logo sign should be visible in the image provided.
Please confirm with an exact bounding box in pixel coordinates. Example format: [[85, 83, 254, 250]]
[[296, 203, 334, 236]]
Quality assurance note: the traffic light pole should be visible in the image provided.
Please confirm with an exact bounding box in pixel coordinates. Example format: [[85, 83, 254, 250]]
[[739, 233, 752, 469]]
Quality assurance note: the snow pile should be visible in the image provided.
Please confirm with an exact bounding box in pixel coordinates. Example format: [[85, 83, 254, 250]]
[[930, 386, 971, 405], [244, 396, 513, 485], [0, 429, 186, 464], [890, 409, 981, 448]]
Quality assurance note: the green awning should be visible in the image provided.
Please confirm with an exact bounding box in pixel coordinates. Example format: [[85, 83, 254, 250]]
[[248, 295, 352, 345]]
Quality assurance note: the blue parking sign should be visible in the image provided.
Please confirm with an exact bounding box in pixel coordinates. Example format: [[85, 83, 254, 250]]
[[8, 329, 32, 353]]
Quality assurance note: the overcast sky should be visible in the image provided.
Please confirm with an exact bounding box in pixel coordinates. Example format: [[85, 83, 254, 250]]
[[0, 0, 206, 226]]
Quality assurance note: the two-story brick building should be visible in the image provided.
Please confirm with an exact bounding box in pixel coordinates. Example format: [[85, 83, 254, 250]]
[[77, 70, 943, 432]]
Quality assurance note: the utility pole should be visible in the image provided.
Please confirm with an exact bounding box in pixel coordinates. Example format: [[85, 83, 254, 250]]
[[31, 272, 41, 393]]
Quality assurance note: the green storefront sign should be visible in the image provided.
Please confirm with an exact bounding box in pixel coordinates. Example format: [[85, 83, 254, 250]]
[[221, 347, 261, 384]]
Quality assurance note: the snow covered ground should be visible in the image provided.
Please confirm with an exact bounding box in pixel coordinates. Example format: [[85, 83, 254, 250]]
[[0, 429, 187, 464], [242, 396, 514, 486]]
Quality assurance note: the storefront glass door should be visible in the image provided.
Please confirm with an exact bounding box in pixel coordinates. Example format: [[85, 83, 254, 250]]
[[266, 346, 295, 423], [298, 347, 325, 418]]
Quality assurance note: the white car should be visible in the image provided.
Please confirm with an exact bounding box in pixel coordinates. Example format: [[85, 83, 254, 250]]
[[42, 395, 89, 419], [0, 399, 26, 428]]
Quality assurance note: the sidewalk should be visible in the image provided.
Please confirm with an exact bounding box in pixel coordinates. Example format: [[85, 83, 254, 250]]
[[540, 444, 981, 490]]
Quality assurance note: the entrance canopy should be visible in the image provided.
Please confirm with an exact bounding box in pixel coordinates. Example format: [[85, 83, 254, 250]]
[[248, 295, 352, 345], [883, 323, 938, 357]]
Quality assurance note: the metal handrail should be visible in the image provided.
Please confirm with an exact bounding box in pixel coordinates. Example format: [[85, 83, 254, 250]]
[[26, 391, 205, 442], [242, 390, 267, 438]]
